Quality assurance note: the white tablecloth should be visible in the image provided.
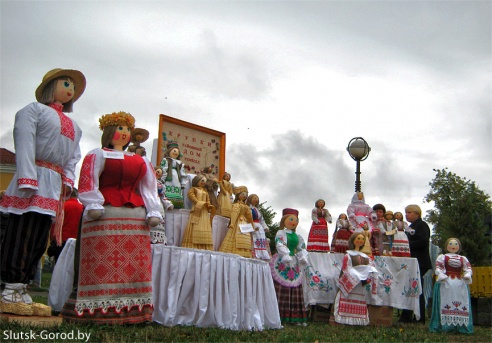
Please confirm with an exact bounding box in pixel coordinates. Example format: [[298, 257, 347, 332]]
[[152, 245, 281, 330], [48, 241, 281, 330], [303, 253, 422, 319]]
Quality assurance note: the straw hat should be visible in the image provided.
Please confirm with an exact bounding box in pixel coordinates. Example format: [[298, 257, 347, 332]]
[[35, 68, 86, 103], [131, 128, 149, 144]]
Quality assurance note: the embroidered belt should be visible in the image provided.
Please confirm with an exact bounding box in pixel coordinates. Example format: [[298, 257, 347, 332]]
[[35, 159, 66, 246]]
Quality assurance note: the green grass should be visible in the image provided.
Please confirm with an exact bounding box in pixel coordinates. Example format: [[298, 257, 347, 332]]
[[1, 272, 491, 343]]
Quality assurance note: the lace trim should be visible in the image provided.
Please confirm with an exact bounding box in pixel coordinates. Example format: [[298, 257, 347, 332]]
[[75, 296, 152, 315]]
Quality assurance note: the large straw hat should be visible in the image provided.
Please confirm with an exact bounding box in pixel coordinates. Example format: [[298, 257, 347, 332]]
[[35, 68, 86, 103]]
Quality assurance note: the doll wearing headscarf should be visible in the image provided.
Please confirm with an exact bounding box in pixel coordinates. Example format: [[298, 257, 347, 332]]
[[429, 238, 473, 334], [307, 199, 332, 252], [160, 141, 188, 209], [247, 193, 270, 260]]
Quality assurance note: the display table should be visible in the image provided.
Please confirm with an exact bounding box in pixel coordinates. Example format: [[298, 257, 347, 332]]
[[152, 245, 281, 330], [49, 241, 281, 330], [303, 253, 422, 319]]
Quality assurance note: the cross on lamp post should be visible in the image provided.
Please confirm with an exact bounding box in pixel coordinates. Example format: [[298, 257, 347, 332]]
[[347, 137, 371, 192]]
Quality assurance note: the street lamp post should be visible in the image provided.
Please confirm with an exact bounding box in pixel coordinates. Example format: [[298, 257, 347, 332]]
[[347, 137, 371, 192]]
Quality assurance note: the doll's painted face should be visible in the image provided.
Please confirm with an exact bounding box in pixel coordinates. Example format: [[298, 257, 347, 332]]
[[394, 212, 403, 221], [375, 209, 384, 219], [339, 214, 348, 220], [238, 192, 248, 201], [111, 125, 131, 150], [223, 173, 231, 181], [285, 214, 299, 231], [198, 177, 207, 187], [169, 148, 180, 159], [446, 239, 460, 254], [354, 234, 365, 250], [250, 195, 259, 206], [385, 213, 393, 221], [357, 192, 364, 201], [53, 78, 75, 104], [155, 168, 163, 179], [316, 200, 325, 208]]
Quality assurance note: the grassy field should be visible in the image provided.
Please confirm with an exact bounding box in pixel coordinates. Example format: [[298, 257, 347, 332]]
[[1, 272, 491, 343]]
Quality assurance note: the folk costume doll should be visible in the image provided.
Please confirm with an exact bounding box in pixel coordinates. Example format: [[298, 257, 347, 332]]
[[334, 232, 377, 326], [154, 166, 174, 211], [388, 212, 411, 257], [127, 127, 149, 156], [201, 165, 220, 219], [181, 174, 215, 251], [217, 172, 233, 218], [307, 199, 333, 252], [218, 186, 254, 258], [0, 68, 85, 317], [246, 194, 270, 260], [370, 203, 387, 256], [159, 141, 188, 209], [346, 192, 377, 233], [270, 208, 309, 325], [429, 238, 473, 334], [331, 213, 354, 253], [61, 111, 163, 325]]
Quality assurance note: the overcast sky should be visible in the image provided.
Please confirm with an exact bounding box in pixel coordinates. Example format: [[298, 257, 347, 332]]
[[1, 0, 490, 241]]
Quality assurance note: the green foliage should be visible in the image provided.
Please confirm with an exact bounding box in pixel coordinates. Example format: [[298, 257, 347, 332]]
[[424, 168, 492, 265], [258, 201, 279, 254]]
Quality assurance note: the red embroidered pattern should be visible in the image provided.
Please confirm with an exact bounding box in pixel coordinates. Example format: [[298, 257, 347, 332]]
[[0, 194, 58, 212], [78, 153, 96, 193], [18, 178, 38, 187], [79, 233, 152, 286], [49, 103, 75, 141]]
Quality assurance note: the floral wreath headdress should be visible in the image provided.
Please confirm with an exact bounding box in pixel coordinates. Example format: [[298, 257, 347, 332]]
[[99, 111, 136, 131]]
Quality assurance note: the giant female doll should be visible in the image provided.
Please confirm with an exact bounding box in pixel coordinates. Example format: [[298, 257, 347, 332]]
[[334, 232, 377, 326], [62, 111, 163, 325], [429, 238, 473, 334], [307, 199, 332, 252]]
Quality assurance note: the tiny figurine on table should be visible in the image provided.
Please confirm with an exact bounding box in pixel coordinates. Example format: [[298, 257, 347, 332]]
[[217, 172, 233, 218], [388, 211, 411, 257], [331, 213, 354, 253], [346, 192, 377, 233], [371, 203, 387, 256], [270, 208, 309, 326], [246, 193, 270, 260], [334, 232, 377, 326], [201, 165, 220, 219], [159, 141, 188, 209], [429, 238, 473, 334], [307, 199, 333, 252], [181, 174, 215, 251], [218, 186, 253, 258]]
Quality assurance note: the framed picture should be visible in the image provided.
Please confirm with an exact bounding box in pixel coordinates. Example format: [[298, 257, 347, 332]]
[[157, 115, 226, 178]]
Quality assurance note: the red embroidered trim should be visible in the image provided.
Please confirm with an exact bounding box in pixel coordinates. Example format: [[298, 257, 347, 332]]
[[78, 154, 96, 193], [0, 194, 58, 212], [18, 178, 38, 187], [49, 103, 75, 141]]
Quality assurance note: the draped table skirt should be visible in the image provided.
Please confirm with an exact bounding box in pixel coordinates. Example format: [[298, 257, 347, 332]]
[[303, 252, 422, 320], [49, 241, 281, 330]]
